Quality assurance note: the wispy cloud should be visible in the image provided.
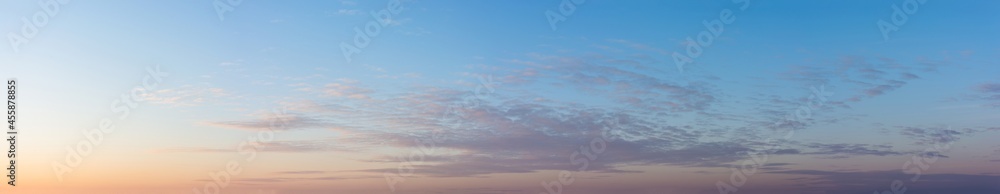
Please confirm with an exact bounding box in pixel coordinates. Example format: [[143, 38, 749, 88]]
[[768, 170, 1000, 193], [973, 83, 1000, 108], [334, 9, 361, 16], [142, 85, 232, 106]]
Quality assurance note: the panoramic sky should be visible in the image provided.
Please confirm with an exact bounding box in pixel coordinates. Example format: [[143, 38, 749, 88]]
[[2, 0, 999, 194]]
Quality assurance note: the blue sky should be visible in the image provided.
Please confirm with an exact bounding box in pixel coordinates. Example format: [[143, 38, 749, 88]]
[[2, 0, 999, 193]]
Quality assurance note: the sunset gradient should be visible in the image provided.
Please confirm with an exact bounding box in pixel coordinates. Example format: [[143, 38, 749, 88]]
[[1, 0, 999, 194]]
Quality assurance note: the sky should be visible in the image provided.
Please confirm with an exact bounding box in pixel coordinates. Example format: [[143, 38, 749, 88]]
[[1, 0, 999, 193]]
